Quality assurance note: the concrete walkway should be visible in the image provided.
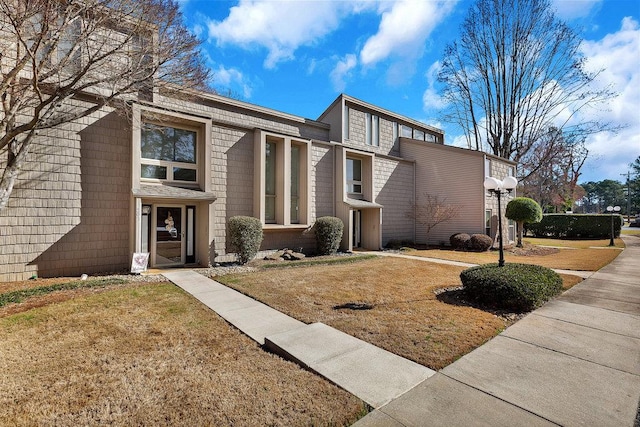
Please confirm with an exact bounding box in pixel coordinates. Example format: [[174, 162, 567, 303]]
[[353, 235, 640, 426], [163, 236, 640, 426], [361, 250, 594, 279], [162, 270, 435, 409]]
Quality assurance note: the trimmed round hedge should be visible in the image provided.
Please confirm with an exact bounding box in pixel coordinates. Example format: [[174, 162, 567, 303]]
[[460, 263, 563, 312], [450, 233, 471, 250], [314, 216, 344, 255], [468, 233, 492, 251], [228, 216, 263, 264]]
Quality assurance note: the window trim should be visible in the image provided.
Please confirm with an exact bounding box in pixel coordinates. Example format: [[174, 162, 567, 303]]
[[254, 130, 311, 227], [140, 122, 199, 184], [346, 157, 363, 196]]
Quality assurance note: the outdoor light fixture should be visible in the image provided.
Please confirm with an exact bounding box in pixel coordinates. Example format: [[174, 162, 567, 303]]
[[606, 205, 621, 246], [484, 176, 518, 267]]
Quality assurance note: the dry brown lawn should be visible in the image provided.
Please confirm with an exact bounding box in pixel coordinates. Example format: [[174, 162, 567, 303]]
[[219, 257, 582, 371], [0, 282, 366, 426], [405, 240, 621, 271]]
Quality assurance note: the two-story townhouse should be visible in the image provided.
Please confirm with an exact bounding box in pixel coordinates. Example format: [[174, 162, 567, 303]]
[[0, 89, 515, 281]]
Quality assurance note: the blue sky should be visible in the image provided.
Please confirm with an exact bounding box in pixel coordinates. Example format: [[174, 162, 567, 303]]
[[178, 0, 640, 184]]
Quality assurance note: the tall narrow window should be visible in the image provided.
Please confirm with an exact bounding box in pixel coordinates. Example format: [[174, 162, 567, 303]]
[[265, 141, 276, 223], [347, 158, 362, 195], [392, 122, 398, 144], [343, 105, 350, 140], [290, 145, 300, 223], [365, 113, 372, 145], [485, 209, 492, 236], [371, 115, 379, 146]]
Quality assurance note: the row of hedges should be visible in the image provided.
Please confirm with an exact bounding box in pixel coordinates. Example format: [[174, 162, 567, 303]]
[[228, 216, 344, 264], [525, 214, 623, 239]]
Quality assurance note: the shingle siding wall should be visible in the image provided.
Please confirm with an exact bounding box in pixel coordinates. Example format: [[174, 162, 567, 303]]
[[401, 139, 486, 245], [0, 104, 131, 281], [312, 143, 334, 219], [374, 157, 415, 245]]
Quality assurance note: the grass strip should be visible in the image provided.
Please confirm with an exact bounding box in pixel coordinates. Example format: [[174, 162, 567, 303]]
[[0, 278, 127, 307], [260, 254, 377, 269]]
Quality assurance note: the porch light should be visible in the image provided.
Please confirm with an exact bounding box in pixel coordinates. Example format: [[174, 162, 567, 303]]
[[484, 176, 518, 267]]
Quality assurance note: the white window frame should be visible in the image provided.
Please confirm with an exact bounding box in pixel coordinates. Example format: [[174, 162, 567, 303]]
[[346, 157, 363, 196], [140, 122, 199, 184]]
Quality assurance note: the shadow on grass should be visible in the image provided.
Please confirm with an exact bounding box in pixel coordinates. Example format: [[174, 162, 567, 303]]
[[435, 287, 528, 322]]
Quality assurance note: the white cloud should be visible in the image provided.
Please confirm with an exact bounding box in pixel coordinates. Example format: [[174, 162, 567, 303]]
[[330, 54, 357, 92], [551, 0, 602, 20], [422, 61, 448, 110], [578, 17, 640, 181], [213, 65, 253, 99], [207, 0, 353, 69], [359, 0, 458, 66]]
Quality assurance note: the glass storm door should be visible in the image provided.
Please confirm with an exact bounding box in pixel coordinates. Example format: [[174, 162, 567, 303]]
[[155, 206, 184, 266]]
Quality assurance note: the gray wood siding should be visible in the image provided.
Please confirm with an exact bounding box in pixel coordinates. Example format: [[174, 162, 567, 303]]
[[401, 139, 486, 245]]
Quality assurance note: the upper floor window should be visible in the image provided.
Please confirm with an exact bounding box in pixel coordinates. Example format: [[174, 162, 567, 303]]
[[365, 113, 379, 147], [400, 124, 413, 138], [141, 123, 197, 182], [347, 158, 362, 195], [343, 105, 350, 140]]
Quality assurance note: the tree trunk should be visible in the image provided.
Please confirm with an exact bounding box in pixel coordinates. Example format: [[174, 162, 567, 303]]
[[0, 156, 21, 210], [517, 220, 524, 248]]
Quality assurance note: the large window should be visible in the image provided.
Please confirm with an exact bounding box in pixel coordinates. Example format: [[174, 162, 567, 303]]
[[256, 131, 309, 226], [347, 158, 362, 195], [141, 123, 197, 182], [265, 140, 277, 222]]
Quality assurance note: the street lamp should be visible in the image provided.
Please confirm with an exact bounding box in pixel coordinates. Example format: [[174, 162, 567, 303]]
[[484, 176, 518, 267], [606, 205, 621, 246]]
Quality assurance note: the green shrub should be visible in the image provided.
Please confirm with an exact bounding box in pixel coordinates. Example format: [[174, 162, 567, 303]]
[[228, 216, 263, 264], [450, 233, 471, 250], [314, 217, 344, 255], [460, 263, 563, 312], [525, 214, 623, 239], [468, 234, 493, 251]]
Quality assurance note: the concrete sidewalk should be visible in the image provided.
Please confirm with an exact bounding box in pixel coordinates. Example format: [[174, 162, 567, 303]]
[[353, 235, 640, 426], [162, 270, 435, 409]]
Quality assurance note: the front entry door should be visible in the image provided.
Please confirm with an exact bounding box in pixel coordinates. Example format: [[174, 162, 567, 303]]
[[155, 206, 184, 266]]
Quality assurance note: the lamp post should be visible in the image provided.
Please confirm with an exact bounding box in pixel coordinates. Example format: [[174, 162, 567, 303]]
[[606, 205, 621, 246], [484, 176, 518, 267]]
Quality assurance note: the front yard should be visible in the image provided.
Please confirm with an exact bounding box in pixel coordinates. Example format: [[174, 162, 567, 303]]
[[0, 238, 621, 424], [0, 282, 366, 426], [217, 255, 583, 371]]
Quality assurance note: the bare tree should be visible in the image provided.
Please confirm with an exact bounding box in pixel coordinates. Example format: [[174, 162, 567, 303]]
[[0, 0, 210, 208], [438, 0, 616, 163], [408, 194, 461, 242], [519, 128, 588, 212]]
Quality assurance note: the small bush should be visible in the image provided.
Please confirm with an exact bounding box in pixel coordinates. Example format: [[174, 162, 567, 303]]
[[314, 217, 344, 255], [468, 234, 493, 252], [460, 263, 563, 312], [228, 216, 263, 264], [449, 233, 471, 250]]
